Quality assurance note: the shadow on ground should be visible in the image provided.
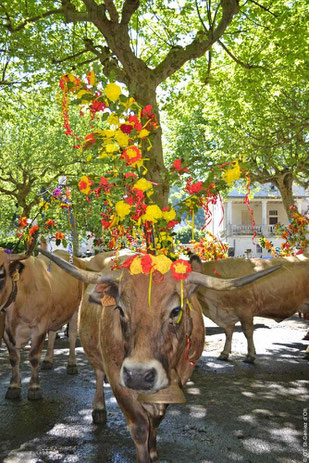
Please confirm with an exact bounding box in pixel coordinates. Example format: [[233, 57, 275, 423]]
[[0, 316, 308, 463]]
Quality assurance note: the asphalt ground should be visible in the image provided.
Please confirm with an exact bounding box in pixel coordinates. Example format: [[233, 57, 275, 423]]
[[0, 315, 308, 463]]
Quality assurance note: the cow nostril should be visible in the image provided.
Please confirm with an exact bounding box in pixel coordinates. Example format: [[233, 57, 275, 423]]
[[123, 367, 133, 380], [144, 368, 156, 384]]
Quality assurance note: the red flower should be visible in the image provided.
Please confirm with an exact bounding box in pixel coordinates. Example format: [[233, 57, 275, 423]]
[[128, 115, 139, 124], [121, 146, 142, 166], [19, 217, 28, 228], [124, 172, 137, 179], [29, 225, 39, 236], [90, 100, 106, 115], [171, 159, 189, 173], [123, 255, 137, 269], [141, 105, 153, 117], [45, 219, 54, 228], [125, 196, 134, 205], [134, 121, 143, 131], [171, 259, 192, 280], [186, 179, 203, 194], [141, 255, 153, 274], [55, 232, 65, 240], [120, 123, 134, 134], [101, 219, 112, 229]]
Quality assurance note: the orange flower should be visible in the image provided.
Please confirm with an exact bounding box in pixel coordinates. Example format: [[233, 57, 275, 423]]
[[19, 217, 28, 228], [29, 225, 39, 236], [55, 232, 65, 240]]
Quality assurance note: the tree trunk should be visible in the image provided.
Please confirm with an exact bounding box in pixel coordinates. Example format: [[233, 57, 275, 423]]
[[272, 173, 298, 220], [128, 79, 169, 209]]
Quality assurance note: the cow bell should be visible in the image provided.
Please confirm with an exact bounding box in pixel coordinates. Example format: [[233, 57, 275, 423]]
[[137, 369, 186, 404]]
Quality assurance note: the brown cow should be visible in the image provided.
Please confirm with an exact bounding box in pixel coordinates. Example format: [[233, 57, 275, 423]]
[[191, 254, 309, 362], [0, 250, 83, 400], [39, 248, 280, 462]]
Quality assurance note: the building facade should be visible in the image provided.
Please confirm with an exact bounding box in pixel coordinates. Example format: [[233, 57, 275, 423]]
[[209, 184, 308, 258]]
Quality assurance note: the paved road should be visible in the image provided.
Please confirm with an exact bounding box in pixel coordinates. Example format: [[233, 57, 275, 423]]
[[0, 316, 308, 463]]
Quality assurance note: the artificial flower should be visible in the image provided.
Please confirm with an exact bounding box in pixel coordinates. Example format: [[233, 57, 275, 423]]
[[78, 176, 93, 195], [162, 207, 176, 222], [105, 83, 122, 101], [114, 130, 129, 147], [142, 204, 163, 223], [29, 225, 39, 236], [120, 123, 134, 134], [137, 129, 150, 138], [121, 146, 142, 167], [55, 232, 65, 240], [105, 144, 119, 153], [45, 219, 54, 228], [19, 217, 28, 228], [222, 160, 241, 186], [115, 200, 131, 220], [87, 70, 96, 86], [133, 178, 153, 193], [171, 259, 192, 280], [152, 255, 172, 274]]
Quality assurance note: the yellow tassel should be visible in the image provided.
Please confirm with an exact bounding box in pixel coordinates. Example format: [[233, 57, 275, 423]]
[[148, 268, 153, 308], [191, 210, 195, 241], [187, 300, 193, 311]]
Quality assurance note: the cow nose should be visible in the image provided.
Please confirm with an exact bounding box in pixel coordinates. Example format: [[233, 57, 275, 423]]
[[123, 366, 157, 390]]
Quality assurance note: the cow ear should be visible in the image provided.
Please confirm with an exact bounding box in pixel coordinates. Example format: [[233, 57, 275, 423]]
[[89, 279, 119, 306], [189, 255, 203, 273], [9, 261, 25, 278]]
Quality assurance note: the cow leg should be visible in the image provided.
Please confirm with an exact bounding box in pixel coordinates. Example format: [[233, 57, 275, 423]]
[[92, 369, 107, 424], [4, 330, 22, 399], [41, 331, 56, 370], [143, 404, 167, 463], [28, 332, 46, 400], [241, 318, 256, 363], [112, 383, 152, 463], [67, 310, 78, 375], [218, 324, 234, 361]]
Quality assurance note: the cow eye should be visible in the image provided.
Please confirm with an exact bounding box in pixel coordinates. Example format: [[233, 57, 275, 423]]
[[115, 305, 125, 318], [170, 307, 182, 319]]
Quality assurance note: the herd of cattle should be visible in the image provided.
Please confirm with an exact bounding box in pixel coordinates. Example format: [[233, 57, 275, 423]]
[[0, 247, 308, 462]]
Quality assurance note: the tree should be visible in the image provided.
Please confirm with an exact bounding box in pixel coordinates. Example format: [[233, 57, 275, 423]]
[[1, 0, 247, 208], [163, 0, 308, 218]]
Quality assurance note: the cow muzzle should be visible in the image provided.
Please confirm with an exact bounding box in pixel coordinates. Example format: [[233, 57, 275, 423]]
[[119, 359, 169, 393]]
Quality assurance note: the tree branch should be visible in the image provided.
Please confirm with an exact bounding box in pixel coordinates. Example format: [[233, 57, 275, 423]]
[[3, 8, 64, 32], [218, 39, 262, 69], [51, 49, 89, 64], [121, 0, 140, 25], [105, 0, 119, 23], [248, 0, 278, 17], [152, 0, 239, 85]]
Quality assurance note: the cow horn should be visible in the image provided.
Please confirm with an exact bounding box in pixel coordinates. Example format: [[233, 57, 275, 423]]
[[37, 248, 100, 284], [187, 264, 282, 290], [7, 252, 30, 261]]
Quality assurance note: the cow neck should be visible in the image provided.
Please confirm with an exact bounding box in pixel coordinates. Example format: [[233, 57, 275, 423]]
[[0, 278, 18, 313]]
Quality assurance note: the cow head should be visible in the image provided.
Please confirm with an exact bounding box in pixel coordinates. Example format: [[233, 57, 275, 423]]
[[0, 250, 26, 311], [37, 248, 281, 394], [91, 269, 198, 393]]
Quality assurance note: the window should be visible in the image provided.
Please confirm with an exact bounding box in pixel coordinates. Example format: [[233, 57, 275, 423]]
[[269, 209, 278, 225]]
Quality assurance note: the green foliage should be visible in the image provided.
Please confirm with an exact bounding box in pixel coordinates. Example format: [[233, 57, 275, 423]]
[[175, 225, 202, 244]]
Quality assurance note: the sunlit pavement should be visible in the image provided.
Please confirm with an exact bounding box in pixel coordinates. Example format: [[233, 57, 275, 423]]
[[0, 315, 308, 463]]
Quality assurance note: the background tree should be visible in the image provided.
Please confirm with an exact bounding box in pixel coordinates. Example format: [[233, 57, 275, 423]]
[[164, 0, 308, 218]]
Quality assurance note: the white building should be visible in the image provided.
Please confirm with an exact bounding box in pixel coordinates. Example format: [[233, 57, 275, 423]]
[[208, 184, 308, 258]]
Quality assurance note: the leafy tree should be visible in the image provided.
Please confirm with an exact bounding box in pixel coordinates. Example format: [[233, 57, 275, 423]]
[[164, 0, 308, 218]]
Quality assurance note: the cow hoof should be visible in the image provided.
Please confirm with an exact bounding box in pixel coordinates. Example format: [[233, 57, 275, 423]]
[[92, 409, 107, 425], [28, 388, 43, 400], [243, 356, 255, 364], [5, 387, 21, 400], [41, 360, 53, 370], [67, 364, 78, 375], [218, 353, 229, 361]]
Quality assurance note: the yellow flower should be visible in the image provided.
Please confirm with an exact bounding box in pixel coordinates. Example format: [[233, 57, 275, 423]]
[[152, 255, 172, 274], [105, 144, 119, 153], [222, 160, 241, 186], [76, 89, 92, 103], [102, 129, 115, 138], [115, 200, 131, 220], [39, 200, 49, 210], [162, 208, 176, 222], [142, 205, 163, 223], [133, 178, 153, 193], [105, 83, 122, 102], [107, 113, 119, 126], [114, 130, 129, 147], [98, 151, 109, 159], [173, 261, 188, 274], [129, 256, 143, 274], [137, 129, 150, 138]]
